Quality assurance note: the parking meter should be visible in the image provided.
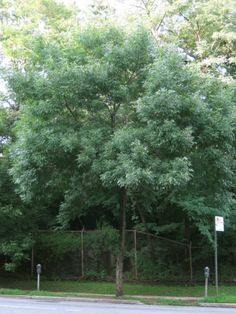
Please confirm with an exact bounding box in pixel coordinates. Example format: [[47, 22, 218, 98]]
[[204, 266, 209, 297], [204, 266, 209, 279], [36, 264, 42, 291], [37, 264, 42, 275]]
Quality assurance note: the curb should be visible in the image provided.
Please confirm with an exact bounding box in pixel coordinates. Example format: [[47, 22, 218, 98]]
[[131, 295, 200, 301], [0, 294, 142, 305], [200, 303, 236, 308], [1, 294, 236, 308]]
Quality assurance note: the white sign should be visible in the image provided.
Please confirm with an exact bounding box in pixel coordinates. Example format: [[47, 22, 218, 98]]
[[215, 216, 224, 232]]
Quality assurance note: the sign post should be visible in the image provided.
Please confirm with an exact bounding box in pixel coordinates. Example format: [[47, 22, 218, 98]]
[[214, 216, 224, 296]]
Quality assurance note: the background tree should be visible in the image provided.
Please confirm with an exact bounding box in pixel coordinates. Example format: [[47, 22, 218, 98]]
[[167, 0, 236, 78], [137, 50, 236, 243], [0, 0, 79, 67], [128, 0, 236, 78], [0, 106, 33, 270]]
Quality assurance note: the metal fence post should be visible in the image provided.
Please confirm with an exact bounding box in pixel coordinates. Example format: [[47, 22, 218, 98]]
[[31, 247, 34, 278], [81, 229, 84, 277], [189, 242, 193, 282], [134, 230, 138, 280]]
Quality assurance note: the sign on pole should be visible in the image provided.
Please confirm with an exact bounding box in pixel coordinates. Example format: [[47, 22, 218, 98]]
[[215, 216, 224, 232], [214, 216, 224, 296]]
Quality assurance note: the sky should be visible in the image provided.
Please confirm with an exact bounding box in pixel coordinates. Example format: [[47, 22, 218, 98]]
[[58, 0, 138, 16], [60, 0, 135, 9]]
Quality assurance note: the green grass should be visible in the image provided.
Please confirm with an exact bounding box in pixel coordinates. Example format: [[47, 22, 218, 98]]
[[0, 279, 116, 295], [0, 278, 236, 300], [204, 295, 236, 303]]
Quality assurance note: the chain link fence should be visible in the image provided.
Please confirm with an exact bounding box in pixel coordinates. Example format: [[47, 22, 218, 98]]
[[25, 229, 208, 282]]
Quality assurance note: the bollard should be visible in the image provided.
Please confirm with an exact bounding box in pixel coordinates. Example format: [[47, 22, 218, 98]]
[[204, 266, 210, 298], [36, 264, 42, 291]]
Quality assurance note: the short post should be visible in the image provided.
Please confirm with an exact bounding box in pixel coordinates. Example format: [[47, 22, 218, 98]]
[[36, 264, 42, 291], [204, 266, 210, 298]]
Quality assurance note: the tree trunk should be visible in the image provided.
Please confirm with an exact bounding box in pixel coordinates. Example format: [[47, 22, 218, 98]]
[[116, 187, 126, 297]]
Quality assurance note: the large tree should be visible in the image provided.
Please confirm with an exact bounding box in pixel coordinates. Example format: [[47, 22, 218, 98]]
[[9, 18, 236, 293], [0, 0, 234, 290], [9, 26, 155, 295]]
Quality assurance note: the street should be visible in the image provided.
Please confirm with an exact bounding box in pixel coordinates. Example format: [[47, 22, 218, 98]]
[[0, 297, 235, 314]]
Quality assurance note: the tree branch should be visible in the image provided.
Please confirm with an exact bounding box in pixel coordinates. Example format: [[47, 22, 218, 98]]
[[63, 98, 78, 122], [155, 12, 166, 33]]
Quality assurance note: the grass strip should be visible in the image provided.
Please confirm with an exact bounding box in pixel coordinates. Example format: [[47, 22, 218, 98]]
[[0, 279, 223, 296], [0, 288, 236, 306], [203, 295, 236, 303], [0, 278, 236, 301]]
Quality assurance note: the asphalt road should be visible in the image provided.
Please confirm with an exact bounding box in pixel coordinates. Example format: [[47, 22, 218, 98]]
[[0, 297, 235, 314]]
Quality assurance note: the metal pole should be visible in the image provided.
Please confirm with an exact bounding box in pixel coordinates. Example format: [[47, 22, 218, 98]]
[[31, 248, 34, 278], [134, 230, 137, 280], [37, 274, 40, 291], [36, 264, 42, 291], [81, 229, 84, 277], [215, 228, 219, 296], [205, 277, 208, 297], [189, 242, 193, 282]]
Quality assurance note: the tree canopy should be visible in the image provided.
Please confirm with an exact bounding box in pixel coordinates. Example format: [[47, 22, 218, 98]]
[[0, 0, 236, 295]]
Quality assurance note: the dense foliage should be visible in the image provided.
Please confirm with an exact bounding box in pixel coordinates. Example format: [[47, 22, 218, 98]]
[[0, 0, 236, 295]]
